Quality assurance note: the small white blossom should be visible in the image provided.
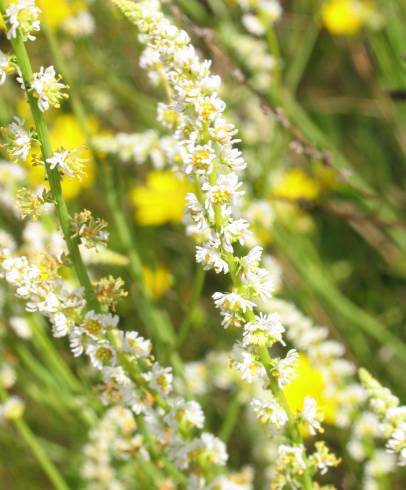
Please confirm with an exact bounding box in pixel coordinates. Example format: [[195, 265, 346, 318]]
[[251, 398, 288, 429], [213, 291, 256, 314], [86, 340, 116, 370], [31, 66, 68, 112], [231, 343, 266, 383], [198, 432, 228, 466], [274, 349, 298, 388], [242, 312, 284, 347], [196, 245, 229, 274], [3, 117, 32, 162], [0, 50, 14, 85], [121, 331, 152, 358], [46, 148, 85, 178], [302, 397, 323, 435], [144, 362, 173, 396], [5, 0, 41, 41]]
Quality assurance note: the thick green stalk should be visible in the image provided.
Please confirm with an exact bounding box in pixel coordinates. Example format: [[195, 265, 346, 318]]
[[0, 385, 69, 490]]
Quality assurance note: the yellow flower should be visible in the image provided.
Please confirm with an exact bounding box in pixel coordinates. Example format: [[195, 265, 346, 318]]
[[25, 112, 96, 200], [284, 355, 337, 429], [131, 171, 192, 226], [272, 168, 321, 201], [321, 0, 374, 36], [38, 0, 86, 29], [143, 265, 173, 299]]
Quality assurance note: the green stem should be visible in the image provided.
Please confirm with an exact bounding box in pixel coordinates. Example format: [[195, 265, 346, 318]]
[[219, 388, 241, 443], [258, 346, 313, 490], [176, 266, 205, 348], [136, 415, 187, 487], [0, 386, 69, 490], [0, 12, 189, 485], [44, 24, 184, 366], [31, 315, 82, 393], [0, 11, 99, 311]]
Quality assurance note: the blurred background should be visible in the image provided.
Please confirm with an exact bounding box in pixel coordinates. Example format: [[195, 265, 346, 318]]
[[1, 0, 406, 488]]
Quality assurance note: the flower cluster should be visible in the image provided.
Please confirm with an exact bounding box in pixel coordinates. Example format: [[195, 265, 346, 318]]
[[113, 0, 338, 486], [234, 0, 282, 36], [93, 129, 178, 169], [360, 369, 406, 466]]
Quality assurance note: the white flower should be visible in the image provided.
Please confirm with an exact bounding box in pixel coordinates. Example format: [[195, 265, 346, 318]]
[[86, 340, 116, 370], [231, 343, 266, 383], [5, 0, 41, 41], [31, 66, 68, 112], [213, 291, 256, 314], [196, 245, 229, 274], [387, 423, 406, 465], [144, 362, 173, 396], [274, 349, 298, 388], [243, 267, 275, 300], [221, 218, 251, 252], [242, 312, 284, 347], [202, 173, 244, 209], [183, 143, 216, 176], [3, 117, 32, 162], [302, 396, 323, 435], [242, 14, 265, 36], [50, 311, 70, 338], [121, 331, 152, 358], [9, 316, 31, 339], [62, 11, 96, 38], [194, 95, 225, 123], [240, 246, 263, 272], [278, 444, 306, 470], [80, 311, 119, 339], [251, 397, 288, 429], [167, 400, 205, 429], [198, 433, 228, 466], [46, 148, 85, 178], [221, 146, 246, 172], [0, 50, 14, 85]]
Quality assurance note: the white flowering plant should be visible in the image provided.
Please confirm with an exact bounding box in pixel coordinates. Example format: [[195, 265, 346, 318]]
[[0, 0, 405, 489]]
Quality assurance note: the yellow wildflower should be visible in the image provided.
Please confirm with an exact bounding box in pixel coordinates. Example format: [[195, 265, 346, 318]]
[[26, 112, 96, 200], [321, 0, 374, 36], [131, 171, 192, 226], [272, 168, 321, 201], [284, 355, 337, 429], [38, 0, 86, 29], [143, 265, 173, 299]]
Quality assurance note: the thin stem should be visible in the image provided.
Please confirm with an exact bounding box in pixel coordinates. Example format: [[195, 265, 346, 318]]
[[219, 388, 241, 443], [0, 11, 190, 486], [258, 346, 313, 490], [0, 9, 99, 312], [44, 24, 184, 366], [30, 315, 82, 393], [0, 386, 69, 490], [176, 266, 205, 348]]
